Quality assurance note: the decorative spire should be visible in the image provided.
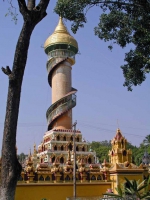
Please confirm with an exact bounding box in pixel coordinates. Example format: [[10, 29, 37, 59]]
[[54, 17, 69, 34], [33, 143, 37, 155], [29, 148, 31, 156], [44, 16, 78, 54], [114, 128, 123, 141]]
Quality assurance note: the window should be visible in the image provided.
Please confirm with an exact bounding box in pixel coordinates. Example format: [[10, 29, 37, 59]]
[[39, 175, 44, 181], [65, 175, 70, 181], [68, 143, 72, 151], [88, 157, 92, 164], [82, 146, 85, 151], [70, 136, 73, 141], [91, 175, 96, 180], [45, 176, 50, 181], [60, 157, 64, 164], [52, 156, 55, 163], [57, 135, 60, 141], [54, 145, 57, 150]]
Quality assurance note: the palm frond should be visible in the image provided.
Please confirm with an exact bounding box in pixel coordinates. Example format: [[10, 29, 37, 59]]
[[137, 179, 145, 190], [115, 185, 123, 197], [137, 184, 147, 192]]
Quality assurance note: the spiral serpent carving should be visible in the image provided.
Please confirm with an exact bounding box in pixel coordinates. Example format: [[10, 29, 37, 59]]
[[46, 50, 77, 131]]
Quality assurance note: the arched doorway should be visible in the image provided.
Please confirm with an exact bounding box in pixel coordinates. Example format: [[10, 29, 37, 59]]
[[52, 156, 55, 163], [68, 143, 72, 151], [82, 146, 85, 151], [65, 175, 70, 181], [54, 145, 57, 150], [45, 176, 50, 181], [91, 175, 96, 180], [39, 175, 44, 181], [123, 150, 127, 156], [60, 157, 64, 164], [88, 157, 92, 164], [70, 136, 73, 141], [57, 135, 60, 141]]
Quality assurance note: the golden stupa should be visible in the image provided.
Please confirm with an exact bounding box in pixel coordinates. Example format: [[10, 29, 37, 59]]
[[44, 17, 78, 54]]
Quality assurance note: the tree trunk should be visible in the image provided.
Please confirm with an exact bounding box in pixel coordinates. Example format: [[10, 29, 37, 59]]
[[0, 0, 50, 199], [1, 21, 36, 200]]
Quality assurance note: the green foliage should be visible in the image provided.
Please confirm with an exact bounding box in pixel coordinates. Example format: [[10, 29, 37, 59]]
[[143, 135, 150, 145], [54, 0, 150, 91], [103, 177, 150, 199], [90, 135, 150, 166], [54, 0, 87, 33], [128, 136, 150, 166], [126, 142, 139, 165], [90, 141, 111, 163], [17, 153, 27, 162]]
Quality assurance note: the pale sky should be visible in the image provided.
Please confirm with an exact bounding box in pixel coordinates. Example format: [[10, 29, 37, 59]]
[[0, 1, 150, 154]]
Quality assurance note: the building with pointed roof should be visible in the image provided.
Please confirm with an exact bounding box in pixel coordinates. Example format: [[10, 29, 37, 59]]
[[108, 128, 132, 164], [107, 129, 149, 193]]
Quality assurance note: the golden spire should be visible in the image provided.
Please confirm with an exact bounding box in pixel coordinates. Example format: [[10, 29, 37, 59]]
[[54, 17, 68, 34], [44, 17, 78, 54], [114, 128, 123, 141]]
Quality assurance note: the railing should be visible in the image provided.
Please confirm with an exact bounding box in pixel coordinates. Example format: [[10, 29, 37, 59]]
[[48, 49, 75, 61], [46, 94, 76, 118], [47, 57, 67, 75], [46, 94, 76, 128]]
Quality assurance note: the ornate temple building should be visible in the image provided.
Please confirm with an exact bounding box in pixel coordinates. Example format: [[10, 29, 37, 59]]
[[108, 128, 132, 164], [107, 129, 149, 191], [17, 127, 150, 200], [36, 17, 97, 166]]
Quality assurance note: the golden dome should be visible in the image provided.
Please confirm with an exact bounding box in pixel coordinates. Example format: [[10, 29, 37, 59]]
[[44, 17, 78, 54]]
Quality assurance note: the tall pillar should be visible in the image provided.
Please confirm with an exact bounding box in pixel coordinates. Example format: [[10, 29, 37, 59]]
[[44, 17, 78, 130]]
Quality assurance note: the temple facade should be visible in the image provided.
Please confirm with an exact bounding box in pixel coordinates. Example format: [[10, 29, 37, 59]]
[[37, 129, 96, 165], [16, 128, 150, 200]]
